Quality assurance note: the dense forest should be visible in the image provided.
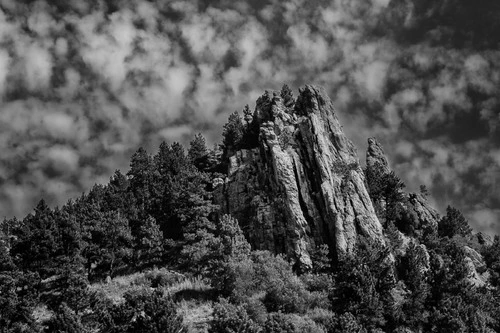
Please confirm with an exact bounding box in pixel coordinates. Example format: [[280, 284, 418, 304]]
[[2, 85, 500, 333]]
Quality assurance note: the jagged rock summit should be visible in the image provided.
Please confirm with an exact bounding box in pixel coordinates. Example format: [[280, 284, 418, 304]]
[[367, 137, 390, 173], [215, 85, 385, 268]]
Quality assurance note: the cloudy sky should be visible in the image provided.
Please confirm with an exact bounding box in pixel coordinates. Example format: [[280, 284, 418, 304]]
[[1, 0, 500, 235]]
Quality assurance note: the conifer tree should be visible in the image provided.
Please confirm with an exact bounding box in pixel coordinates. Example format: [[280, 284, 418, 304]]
[[188, 133, 209, 170], [46, 303, 86, 333], [280, 84, 295, 108], [128, 147, 153, 214], [188, 133, 208, 161], [13, 199, 61, 278], [134, 215, 163, 266], [438, 206, 472, 238], [222, 111, 244, 157], [243, 104, 253, 126]]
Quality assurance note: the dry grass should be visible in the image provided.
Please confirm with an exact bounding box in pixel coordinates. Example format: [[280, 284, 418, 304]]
[[89, 271, 151, 304], [32, 304, 52, 324], [90, 269, 212, 305], [166, 275, 210, 294], [177, 299, 213, 333]]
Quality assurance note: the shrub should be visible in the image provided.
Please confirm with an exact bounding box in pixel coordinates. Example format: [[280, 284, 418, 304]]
[[264, 312, 295, 333], [92, 289, 186, 333], [127, 290, 186, 333], [264, 312, 325, 333], [243, 299, 268, 326], [263, 283, 308, 314], [252, 252, 310, 314], [45, 303, 85, 333], [337, 312, 367, 333], [209, 298, 260, 333], [142, 268, 185, 288], [306, 308, 336, 332]]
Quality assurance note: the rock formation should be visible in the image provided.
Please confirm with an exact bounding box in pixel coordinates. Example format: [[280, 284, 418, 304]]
[[366, 137, 390, 173], [366, 137, 439, 232], [215, 85, 385, 268]]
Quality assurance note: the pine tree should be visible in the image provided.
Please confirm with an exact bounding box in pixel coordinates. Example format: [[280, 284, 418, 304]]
[[46, 303, 86, 333], [222, 111, 244, 158], [12, 199, 61, 278], [243, 104, 253, 126], [86, 211, 133, 279], [438, 206, 472, 238], [134, 215, 163, 267], [129, 290, 186, 333], [128, 147, 153, 214], [280, 84, 295, 108], [188, 133, 208, 161], [188, 133, 209, 170]]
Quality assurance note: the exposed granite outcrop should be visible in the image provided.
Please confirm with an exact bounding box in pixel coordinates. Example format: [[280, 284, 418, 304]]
[[215, 85, 385, 268], [366, 138, 439, 232], [366, 137, 390, 173]]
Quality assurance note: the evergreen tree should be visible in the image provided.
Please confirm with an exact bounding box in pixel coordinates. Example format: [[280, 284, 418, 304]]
[[128, 290, 186, 333], [134, 215, 163, 267], [188, 133, 209, 170], [12, 199, 61, 278], [222, 111, 244, 158], [398, 243, 430, 330], [280, 84, 295, 108], [128, 147, 153, 213], [209, 298, 260, 333], [0, 271, 40, 332], [85, 211, 133, 279], [482, 235, 500, 286], [45, 303, 85, 333], [243, 104, 253, 126], [103, 170, 133, 214], [438, 206, 472, 238], [331, 241, 394, 330], [188, 133, 208, 161]]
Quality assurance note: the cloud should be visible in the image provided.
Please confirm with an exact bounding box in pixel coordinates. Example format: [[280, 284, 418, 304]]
[[0, 0, 499, 237], [0, 49, 10, 98], [470, 209, 500, 236]]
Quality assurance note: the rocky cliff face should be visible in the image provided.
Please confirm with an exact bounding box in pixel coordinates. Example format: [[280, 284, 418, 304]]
[[366, 137, 440, 232], [215, 85, 385, 268], [366, 137, 390, 174]]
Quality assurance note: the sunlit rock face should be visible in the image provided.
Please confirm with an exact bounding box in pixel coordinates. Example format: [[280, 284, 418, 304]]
[[215, 85, 386, 268], [366, 137, 440, 233]]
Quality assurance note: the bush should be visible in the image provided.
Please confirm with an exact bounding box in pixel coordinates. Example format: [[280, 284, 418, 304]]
[[142, 268, 185, 288], [45, 303, 85, 333], [209, 298, 260, 333], [212, 257, 255, 301], [264, 312, 325, 333], [252, 252, 311, 314], [127, 290, 185, 333], [243, 299, 268, 326], [306, 308, 337, 332], [92, 289, 186, 333], [263, 283, 308, 314], [337, 312, 367, 333], [264, 312, 295, 333]]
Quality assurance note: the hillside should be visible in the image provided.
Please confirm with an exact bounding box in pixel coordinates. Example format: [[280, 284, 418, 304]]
[[1, 85, 499, 332]]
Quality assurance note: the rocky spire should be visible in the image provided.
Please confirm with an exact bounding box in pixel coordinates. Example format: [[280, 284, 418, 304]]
[[367, 137, 390, 173], [215, 85, 386, 268], [366, 137, 439, 232]]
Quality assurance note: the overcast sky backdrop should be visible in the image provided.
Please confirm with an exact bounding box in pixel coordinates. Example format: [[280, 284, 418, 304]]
[[1, 0, 500, 235]]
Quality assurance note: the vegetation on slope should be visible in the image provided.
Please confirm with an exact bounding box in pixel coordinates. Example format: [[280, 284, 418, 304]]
[[1, 86, 499, 332]]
